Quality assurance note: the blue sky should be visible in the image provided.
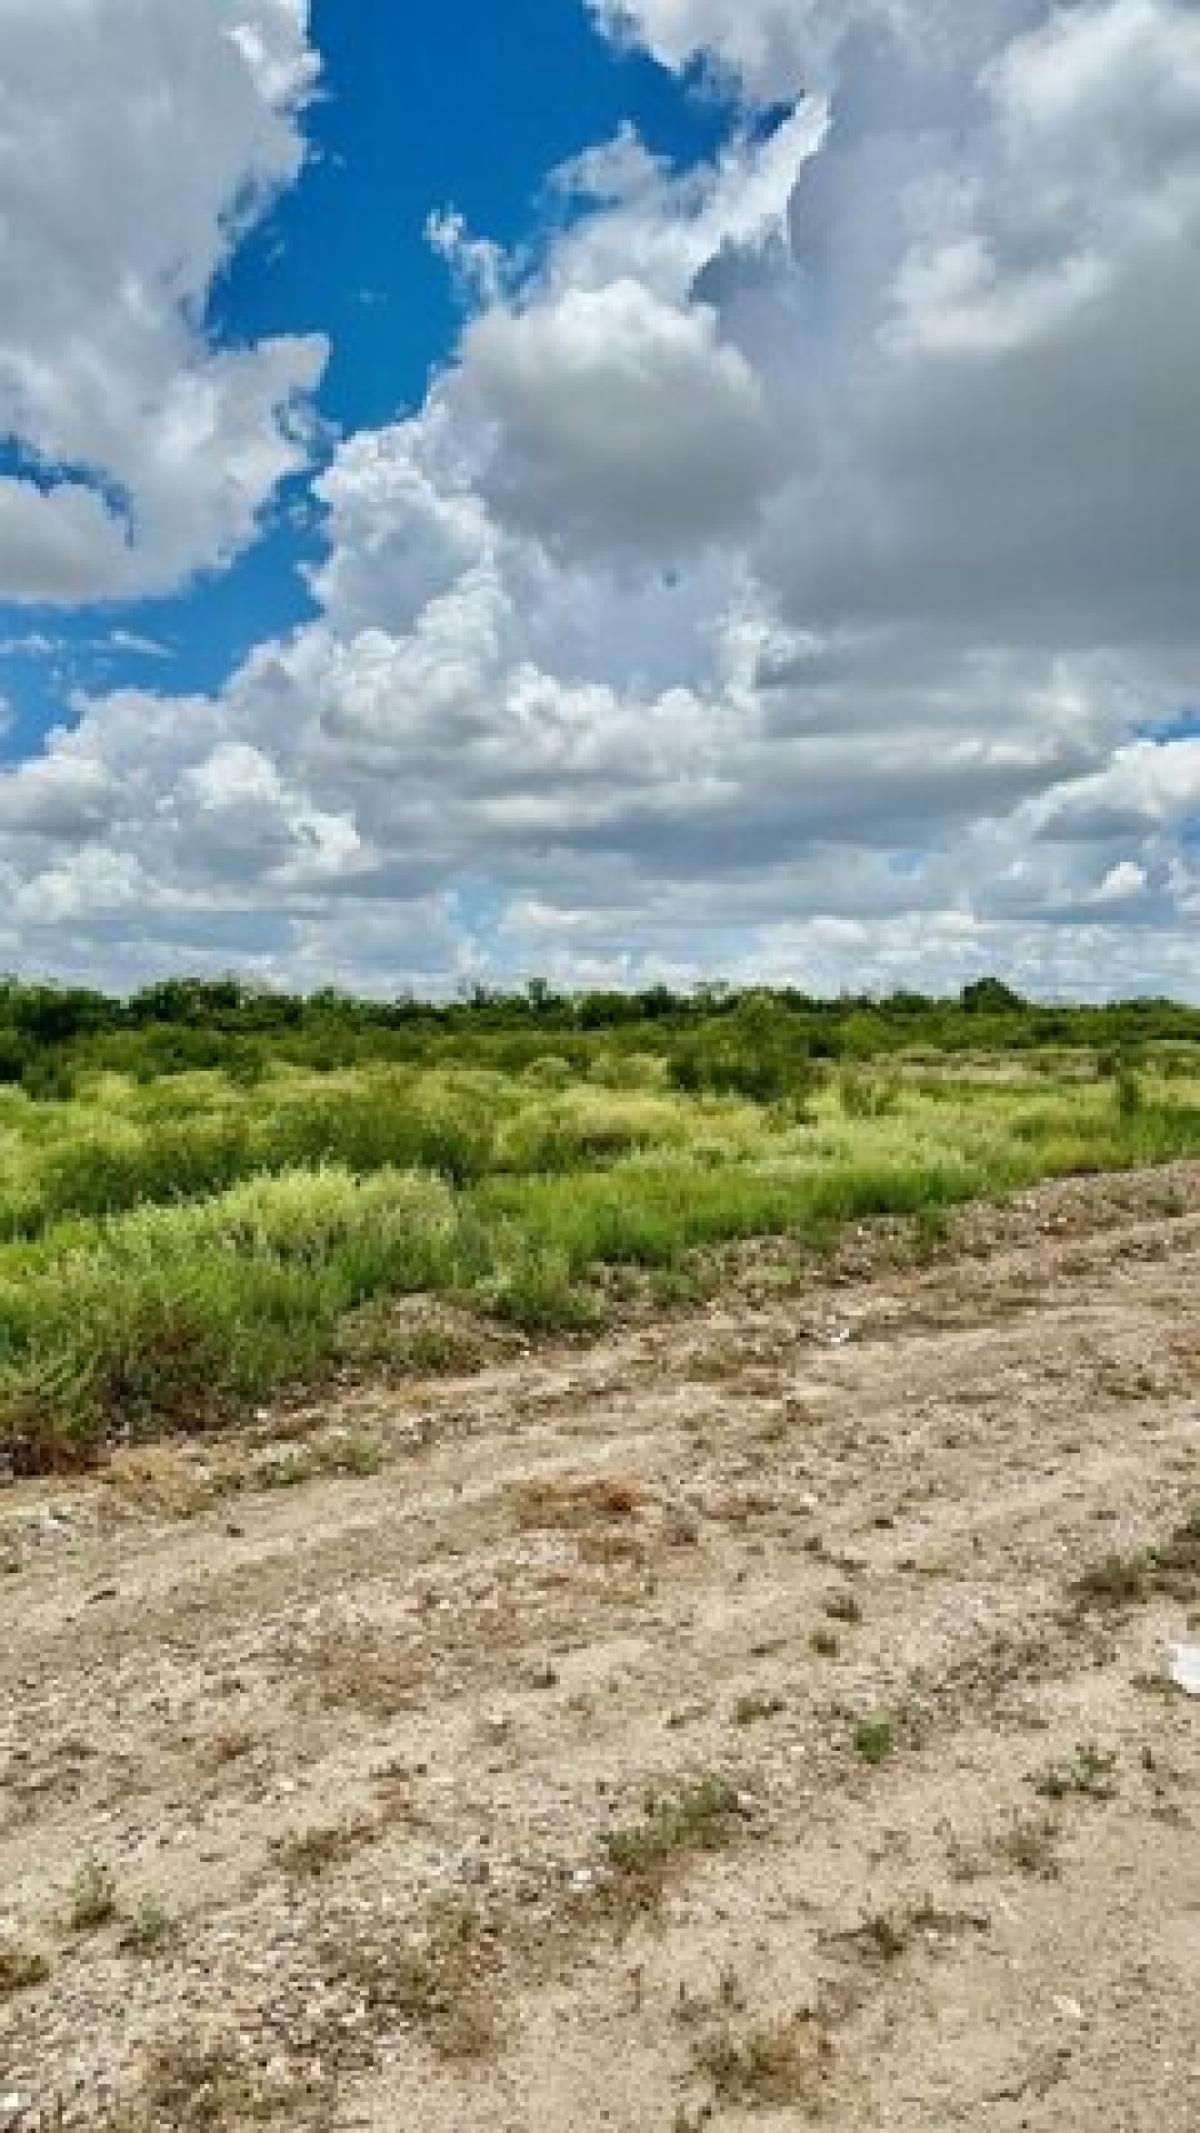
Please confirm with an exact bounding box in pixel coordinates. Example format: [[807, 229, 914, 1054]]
[[0, 0, 1197, 998]]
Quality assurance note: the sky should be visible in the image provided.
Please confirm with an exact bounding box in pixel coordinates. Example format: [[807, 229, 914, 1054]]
[[0, 0, 1197, 1000]]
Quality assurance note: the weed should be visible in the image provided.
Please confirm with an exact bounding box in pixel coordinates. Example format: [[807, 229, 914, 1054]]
[[1071, 1551, 1149, 1610], [273, 1814, 379, 1879], [811, 1629, 840, 1658], [134, 2031, 327, 2129], [824, 1590, 863, 1625], [732, 1693, 785, 1726], [69, 1856, 117, 1931], [693, 2012, 831, 2110], [1033, 1743, 1118, 1801], [1071, 1513, 1200, 1612], [0, 1939, 50, 1996], [853, 1718, 894, 1767], [604, 1776, 742, 1912], [513, 1475, 645, 1530], [119, 1896, 174, 1954], [996, 1814, 1061, 1879], [201, 1726, 257, 1771]]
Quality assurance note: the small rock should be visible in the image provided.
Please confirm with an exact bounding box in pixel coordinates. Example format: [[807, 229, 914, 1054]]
[[1052, 1996, 1085, 2025]]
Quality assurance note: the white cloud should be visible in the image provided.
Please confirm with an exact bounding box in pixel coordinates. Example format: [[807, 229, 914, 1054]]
[[457, 279, 773, 555], [0, 0, 326, 603], [2, 0, 1199, 998]]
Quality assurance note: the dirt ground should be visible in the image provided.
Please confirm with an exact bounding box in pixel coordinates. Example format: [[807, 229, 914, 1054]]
[[1, 1163, 1198, 2131]]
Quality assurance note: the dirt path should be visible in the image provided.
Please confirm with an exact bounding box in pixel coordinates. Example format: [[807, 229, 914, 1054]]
[[1, 1165, 1198, 2131]]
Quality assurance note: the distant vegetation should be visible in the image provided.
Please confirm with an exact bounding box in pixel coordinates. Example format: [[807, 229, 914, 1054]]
[[1, 974, 1198, 1472]]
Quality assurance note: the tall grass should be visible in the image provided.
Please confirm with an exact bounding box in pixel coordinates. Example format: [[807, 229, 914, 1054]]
[[0, 1052, 1196, 1469]]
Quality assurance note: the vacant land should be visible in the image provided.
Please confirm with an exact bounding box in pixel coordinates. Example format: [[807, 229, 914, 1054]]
[[2, 981, 1200, 1474], [1, 1157, 1198, 2130]]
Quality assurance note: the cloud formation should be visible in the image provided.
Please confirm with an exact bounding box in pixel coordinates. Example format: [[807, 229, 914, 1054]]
[[0, 0, 326, 603], [1, 0, 1199, 996]]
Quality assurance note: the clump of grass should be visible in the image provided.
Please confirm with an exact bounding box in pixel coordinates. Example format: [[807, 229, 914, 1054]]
[[811, 1628, 840, 1658], [838, 1070, 902, 1121], [134, 2031, 327, 2129], [512, 1474, 645, 1530], [1033, 1743, 1118, 1801], [1071, 1552, 1149, 1610], [996, 1814, 1061, 1880], [853, 1717, 894, 1767], [603, 1775, 742, 1913], [0, 1939, 50, 1996], [1071, 1511, 1200, 1613], [273, 1814, 379, 1879], [0, 1166, 465, 1469], [69, 1856, 117, 1931], [692, 2012, 831, 2110], [824, 1590, 863, 1625], [732, 1693, 785, 1727], [1146, 1506, 1200, 1598], [119, 1896, 174, 1954], [484, 1250, 602, 1335]]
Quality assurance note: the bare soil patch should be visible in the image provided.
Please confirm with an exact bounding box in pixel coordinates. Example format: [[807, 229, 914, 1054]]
[[1, 1164, 1198, 2129]]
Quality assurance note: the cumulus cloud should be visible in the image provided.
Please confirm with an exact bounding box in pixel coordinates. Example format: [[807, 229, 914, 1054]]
[[457, 279, 773, 555], [1, 0, 1199, 996], [0, 0, 326, 603]]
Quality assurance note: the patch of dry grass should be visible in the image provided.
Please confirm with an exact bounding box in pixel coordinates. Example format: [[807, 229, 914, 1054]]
[[321, 1893, 504, 2062], [273, 1813, 381, 1880], [297, 1629, 426, 1720], [511, 1474, 647, 1531], [995, 1813, 1062, 1879], [0, 1939, 50, 1996], [692, 2012, 832, 2112]]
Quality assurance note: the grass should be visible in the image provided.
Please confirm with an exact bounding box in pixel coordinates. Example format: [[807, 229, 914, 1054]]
[[1032, 1743, 1119, 1801], [603, 1775, 742, 1915], [512, 1474, 646, 1529], [119, 1895, 175, 1955], [1070, 1509, 1200, 1614], [853, 1718, 894, 1767], [0, 1939, 50, 1996], [320, 1893, 503, 2061], [732, 1692, 786, 1726], [68, 1855, 117, 1931], [0, 1037, 1197, 1469], [107, 2031, 334, 2131], [273, 1815, 380, 1879], [996, 1814, 1062, 1880], [692, 2013, 830, 2111]]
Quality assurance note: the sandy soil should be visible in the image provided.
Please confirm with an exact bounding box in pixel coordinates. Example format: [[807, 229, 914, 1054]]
[[1, 1163, 1198, 2131]]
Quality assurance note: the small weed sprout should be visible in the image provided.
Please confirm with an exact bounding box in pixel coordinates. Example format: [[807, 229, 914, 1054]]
[[1033, 1743, 1118, 1802], [69, 1857, 117, 1932], [854, 1717, 894, 1767], [119, 1896, 174, 1954]]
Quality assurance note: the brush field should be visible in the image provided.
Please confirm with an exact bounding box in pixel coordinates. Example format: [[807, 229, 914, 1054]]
[[1, 983, 1199, 1473]]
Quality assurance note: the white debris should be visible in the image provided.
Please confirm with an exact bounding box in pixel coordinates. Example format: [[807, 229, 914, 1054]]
[[1168, 1644, 1200, 1697]]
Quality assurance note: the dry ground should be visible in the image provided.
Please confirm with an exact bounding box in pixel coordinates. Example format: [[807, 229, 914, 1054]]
[[1, 1164, 1198, 2131]]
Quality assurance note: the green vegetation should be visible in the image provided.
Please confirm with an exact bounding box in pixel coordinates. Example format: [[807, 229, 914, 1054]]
[[1, 975, 1198, 1471], [853, 1717, 895, 1767]]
